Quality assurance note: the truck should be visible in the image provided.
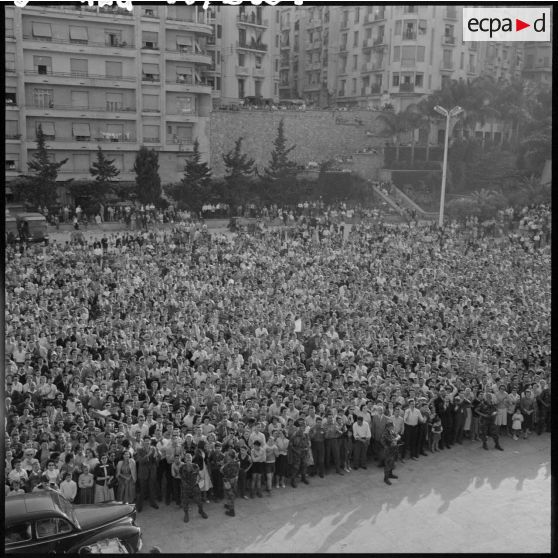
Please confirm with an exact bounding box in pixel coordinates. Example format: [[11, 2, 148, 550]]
[[5, 208, 49, 243]]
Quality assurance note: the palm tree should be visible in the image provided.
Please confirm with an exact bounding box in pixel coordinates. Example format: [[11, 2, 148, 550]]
[[375, 109, 414, 162]]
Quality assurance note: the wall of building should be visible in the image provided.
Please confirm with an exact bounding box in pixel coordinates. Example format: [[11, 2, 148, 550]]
[[209, 109, 387, 178]]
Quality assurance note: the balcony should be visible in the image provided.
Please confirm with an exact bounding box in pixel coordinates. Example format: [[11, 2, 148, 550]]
[[165, 17, 213, 35], [165, 49, 212, 65], [25, 104, 136, 117], [402, 31, 417, 41], [143, 137, 161, 144], [361, 62, 383, 72], [141, 9, 159, 19], [443, 35, 456, 45], [22, 34, 136, 54], [399, 82, 415, 92], [236, 65, 250, 76], [339, 43, 348, 53], [23, 4, 133, 24], [141, 43, 159, 51], [373, 37, 386, 47], [165, 80, 212, 94], [253, 67, 266, 78], [237, 14, 268, 28], [237, 40, 268, 52], [280, 59, 290, 68], [280, 41, 291, 50], [340, 20, 350, 30], [440, 61, 454, 71], [24, 70, 136, 85], [142, 74, 160, 83], [6, 133, 21, 140], [467, 65, 477, 75]]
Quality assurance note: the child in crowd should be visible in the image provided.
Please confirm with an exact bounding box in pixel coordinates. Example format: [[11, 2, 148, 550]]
[[511, 407, 524, 441], [431, 416, 443, 452]]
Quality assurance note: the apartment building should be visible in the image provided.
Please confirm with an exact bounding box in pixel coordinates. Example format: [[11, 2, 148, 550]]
[[277, 4, 535, 113], [204, 4, 279, 106], [5, 3, 214, 186]]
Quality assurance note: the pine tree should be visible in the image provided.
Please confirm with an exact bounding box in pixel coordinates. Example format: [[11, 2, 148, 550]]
[[180, 139, 212, 215], [133, 146, 162, 205], [20, 124, 68, 207], [87, 146, 120, 202], [264, 119, 297, 180], [222, 137, 256, 208]]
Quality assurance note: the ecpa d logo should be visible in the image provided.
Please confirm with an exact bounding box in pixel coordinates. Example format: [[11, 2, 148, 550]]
[[462, 7, 551, 42]]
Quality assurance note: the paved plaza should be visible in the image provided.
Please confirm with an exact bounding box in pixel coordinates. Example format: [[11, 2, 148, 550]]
[[136, 434, 550, 553]]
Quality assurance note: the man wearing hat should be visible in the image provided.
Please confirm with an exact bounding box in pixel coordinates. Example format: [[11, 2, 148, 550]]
[[380, 417, 401, 485]]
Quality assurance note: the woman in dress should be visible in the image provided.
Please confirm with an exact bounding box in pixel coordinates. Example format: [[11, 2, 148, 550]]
[[77, 464, 95, 504], [115, 451, 137, 504], [93, 454, 116, 503], [82, 448, 99, 473]]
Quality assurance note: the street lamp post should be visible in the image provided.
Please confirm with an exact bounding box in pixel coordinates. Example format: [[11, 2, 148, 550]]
[[434, 105, 463, 227]]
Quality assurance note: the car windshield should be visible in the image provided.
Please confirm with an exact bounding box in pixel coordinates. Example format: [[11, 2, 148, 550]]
[[50, 491, 80, 528]]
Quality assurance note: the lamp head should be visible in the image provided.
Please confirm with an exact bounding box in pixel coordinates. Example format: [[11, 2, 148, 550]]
[[433, 105, 448, 117]]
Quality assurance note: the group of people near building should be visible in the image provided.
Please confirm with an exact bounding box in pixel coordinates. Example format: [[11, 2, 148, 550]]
[[5, 202, 550, 522]]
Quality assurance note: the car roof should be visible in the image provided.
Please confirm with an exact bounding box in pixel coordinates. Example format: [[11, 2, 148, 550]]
[[5, 492, 62, 526]]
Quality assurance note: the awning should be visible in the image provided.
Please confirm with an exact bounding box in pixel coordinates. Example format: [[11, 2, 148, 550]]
[[32, 22, 52, 38], [143, 31, 158, 42], [38, 122, 55, 136], [176, 35, 193, 46], [72, 123, 91, 136], [69, 26, 88, 41], [142, 63, 159, 74]]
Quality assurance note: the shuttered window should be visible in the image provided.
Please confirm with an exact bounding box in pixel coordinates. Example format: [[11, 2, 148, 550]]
[[73, 153, 90, 171], [105, 61, 122, 78], [143, 125, 160, 141], [71, 91, 89, 108], [72, 123, 91, 138], [69, 26, 88, 43], [70, 58, 88, 77], [37, 122, 55, 136], [32, 22, 52, 38]]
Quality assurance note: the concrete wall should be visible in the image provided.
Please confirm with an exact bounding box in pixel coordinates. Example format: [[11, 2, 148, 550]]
[[209, 109, 387, 178]]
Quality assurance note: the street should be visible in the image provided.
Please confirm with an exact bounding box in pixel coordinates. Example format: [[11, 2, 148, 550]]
[[136, 433, 550, 553]]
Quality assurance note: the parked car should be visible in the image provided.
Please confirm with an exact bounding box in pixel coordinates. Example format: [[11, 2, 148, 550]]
[[5, 490, 142, 554]]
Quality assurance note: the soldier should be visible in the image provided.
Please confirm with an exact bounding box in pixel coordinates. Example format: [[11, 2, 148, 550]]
[[380, 417, 401, 486], [179, 453, 208, 523], [288, 419, 311, 488], [476, 393, 504, 451], [221, 449, 240, 517]]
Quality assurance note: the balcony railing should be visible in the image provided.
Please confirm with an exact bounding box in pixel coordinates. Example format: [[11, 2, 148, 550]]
[[141, 43, 159, 50], [440, 61, 454, 70], [374, 11, 386, 20], [399, 82, 415, 92], [237, 40, 268, 52], [237, 14, 268, 27], [26, 104, 136, 112], [143, 137, 160, 143], [6, 32, 15, 39], [142, 74, 160, 82], [443, 35, 456, 45], [6, 133, 21, 140], [403, 31, 417, 40], [99, 6, 133, 16], [373, 37, 386, 46], [32, 135, 137, 143], [22, 35, 135, 48], [24, 70, 136, 81], [236, 65, 250, 75]]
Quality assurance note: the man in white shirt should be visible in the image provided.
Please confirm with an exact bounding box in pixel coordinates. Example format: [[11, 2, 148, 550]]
[[403, 399, 424, 460], [352, 416, 371, 469]]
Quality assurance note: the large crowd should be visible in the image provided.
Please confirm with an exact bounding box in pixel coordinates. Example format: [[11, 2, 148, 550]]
[[4, 202, 551, 520]]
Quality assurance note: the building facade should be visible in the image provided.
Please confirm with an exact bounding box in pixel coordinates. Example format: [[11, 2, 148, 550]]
[[5, 3, 215, 185], [521, 41, 552, 86], [205, 4, 279, 107]]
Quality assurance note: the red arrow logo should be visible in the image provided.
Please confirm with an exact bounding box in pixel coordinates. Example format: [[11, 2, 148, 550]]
[[516, 18, 530, 31]]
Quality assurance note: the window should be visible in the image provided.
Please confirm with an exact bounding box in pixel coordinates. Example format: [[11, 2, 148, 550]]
[[392, 73, 400, 86], [5, 523, 32, 544], [353, 54, 358, 70], [353, 31, 359, 47], [275, 59, 278, 72], [70, 58, 88, 78], [417, 46, 425, 62], [401, 46, 415, 66], [256, 55, 262, 69], [33, 56, 52, 75], [36, 518, 72, 539], [143, 94, 159, 112], [69, 26, 88, 44], [502, 49, 508, 61], [142, 31, 158, 49], [106, 61, 123, 78], [105, 30, 122, 47], [275, 34, 279, 48], [32, 22, 52, 40], [340, 33, 347, 49], [415, 74, 423, 87], [6, 159, 17, 170], [106, 92, 123, 111], [443, 50, 452, 69], [176, 36, 193, 52], [32, 88, 53, 108], [176, 96, 194, 114], [176, 67, 193, 84], [238, 28, 246, 45], [393, 46, 400, 62], [143, 125, 160, 142], [342, 11, 349, 27], [72, 123, 91, 141], [404, 6, 416, 13], [238, 53, 245, 66], [352, 78, 357, 95], [354, 7, 360, 24], [255, 80, 262, 97], [176, 125, 193, 142], [418, 20, 427, 34], [142, 6, 157, 17], [460, 52, 464, 69], [339, 80, 345, 96], [6, 120, 19, 137], [404, 22, 416, 40], [6, 52, 15, 71], [71, 91, 89, 109], [73, 153, 90, 172], [6, 18, 14, 37], [142, 63, 159, 81], [217, 24, 222, 39], [395, 21, 402, 35]]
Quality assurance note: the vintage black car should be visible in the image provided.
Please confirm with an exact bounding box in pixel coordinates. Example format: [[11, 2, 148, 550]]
[[5, 490, 142, 554]]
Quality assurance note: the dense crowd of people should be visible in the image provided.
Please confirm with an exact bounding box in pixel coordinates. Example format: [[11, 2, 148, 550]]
[[4, 203, 551, 521]]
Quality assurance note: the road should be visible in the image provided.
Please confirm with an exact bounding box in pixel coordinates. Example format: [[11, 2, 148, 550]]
[[136, 433, 550, 553]]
